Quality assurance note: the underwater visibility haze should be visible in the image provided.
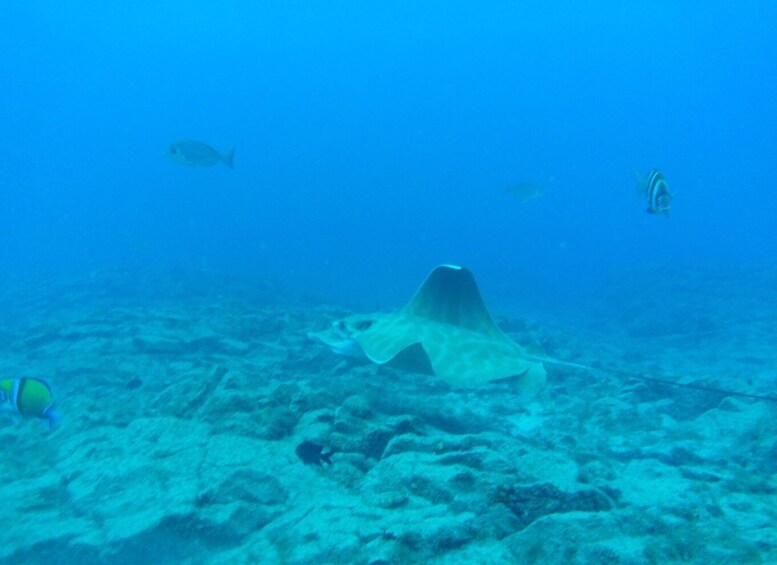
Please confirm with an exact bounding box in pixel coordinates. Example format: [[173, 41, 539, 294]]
[[1, 2, 777, 563]]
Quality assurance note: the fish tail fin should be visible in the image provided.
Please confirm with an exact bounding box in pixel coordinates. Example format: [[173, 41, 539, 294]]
[[1, 405, 19, 425], [222, 147, 236, 169], [634, 170, 647, 195], [45, 408, 62, 430], [322, 450, 334, 465]]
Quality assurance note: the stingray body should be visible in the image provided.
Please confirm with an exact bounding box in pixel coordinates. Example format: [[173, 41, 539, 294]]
[[308, 265, 545, 390]]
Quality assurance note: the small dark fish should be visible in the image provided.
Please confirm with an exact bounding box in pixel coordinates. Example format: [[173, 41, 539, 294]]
[[126, 377, 143, 390], [295, 441, 334, 466], [166, 140, 235, 169], [637, 169, 672, 214]]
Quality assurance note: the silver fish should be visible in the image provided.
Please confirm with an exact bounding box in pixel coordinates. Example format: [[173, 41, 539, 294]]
[[167, 140, 235, 169], [638, 169, 672, 214], [504, 181, 546, 203]]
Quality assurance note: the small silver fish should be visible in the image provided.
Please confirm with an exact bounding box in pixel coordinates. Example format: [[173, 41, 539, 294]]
[[166, 140, 235, 169], [638, 169, 672, 214], [504, 181, 546, 203]]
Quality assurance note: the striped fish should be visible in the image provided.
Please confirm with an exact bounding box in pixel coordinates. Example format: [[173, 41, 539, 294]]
[[638, 169, 672, 214]]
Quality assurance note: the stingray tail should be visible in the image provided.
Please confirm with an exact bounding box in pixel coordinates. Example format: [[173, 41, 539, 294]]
[[538, 355, 777, 403], [525, 354, 590, 371]]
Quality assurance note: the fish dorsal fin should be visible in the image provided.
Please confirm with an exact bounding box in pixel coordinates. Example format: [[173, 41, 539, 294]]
[[402, 265, 505, 338]]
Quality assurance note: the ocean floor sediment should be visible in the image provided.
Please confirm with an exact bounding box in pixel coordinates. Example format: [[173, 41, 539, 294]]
[[1, 267, 775, 564]]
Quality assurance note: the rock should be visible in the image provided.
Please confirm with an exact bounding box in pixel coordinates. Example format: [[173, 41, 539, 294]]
[[504, 513, 641, 564], [342, 394, 372, 419], [494, 482, 613, 530], [359, 427, 396, 460]]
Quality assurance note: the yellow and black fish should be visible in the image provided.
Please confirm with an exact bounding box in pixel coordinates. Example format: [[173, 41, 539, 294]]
[[637, 169, 672, 214], [0, 378, 61, 429]]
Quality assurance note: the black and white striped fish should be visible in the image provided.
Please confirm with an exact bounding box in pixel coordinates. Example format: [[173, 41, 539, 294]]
[[638, 169, 672, 214]]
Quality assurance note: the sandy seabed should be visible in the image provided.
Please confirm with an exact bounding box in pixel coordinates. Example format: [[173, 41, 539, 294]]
[[1, 265, 775, 564]]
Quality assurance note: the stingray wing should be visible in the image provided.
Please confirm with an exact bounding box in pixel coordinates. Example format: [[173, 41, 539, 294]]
[[355, 312, 544, 389], [402, 265, 506, 338], [309, 265, 545, 391], [308, 313, 435, 375]]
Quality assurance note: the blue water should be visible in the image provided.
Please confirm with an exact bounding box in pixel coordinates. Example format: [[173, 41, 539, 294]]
[[3, 2, 776, 305], [2, 4, 777, 563]]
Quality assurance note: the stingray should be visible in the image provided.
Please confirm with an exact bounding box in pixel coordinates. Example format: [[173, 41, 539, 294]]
[[307, 264, 546, 390]]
